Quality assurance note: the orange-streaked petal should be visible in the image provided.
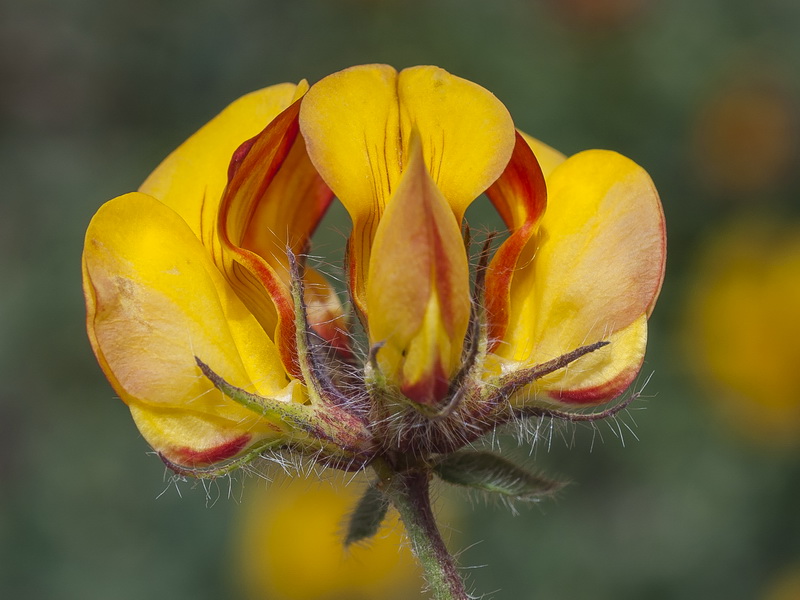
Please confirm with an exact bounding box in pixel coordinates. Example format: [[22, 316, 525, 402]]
[[139, 82, 304, 241], [214, 100, 306, 377], [82, 193, 302, 465], [241, 133, 334, 279], [237, 133, 347, 354], [300, 64, 515, 316], [366, 136, 471, 407], [484, 132, 547, 348], [499, 150, 665, 405]]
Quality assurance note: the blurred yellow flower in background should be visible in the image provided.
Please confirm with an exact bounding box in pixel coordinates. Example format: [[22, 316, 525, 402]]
[[687, 220, 800, 447], [234, 471, 435, 600], [761, 564, 800, 600]]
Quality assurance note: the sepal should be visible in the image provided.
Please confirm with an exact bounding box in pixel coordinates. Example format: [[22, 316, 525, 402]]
[[345, 483, 390, 547], [196, 357, 375, 469], [434, 451, 564, 502]]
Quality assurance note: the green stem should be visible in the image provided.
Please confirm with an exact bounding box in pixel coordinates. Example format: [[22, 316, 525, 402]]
[[381, 465, 469, 600]]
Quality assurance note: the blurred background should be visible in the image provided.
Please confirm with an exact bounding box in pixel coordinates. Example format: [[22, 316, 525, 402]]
[[2, 0, 799, 598]]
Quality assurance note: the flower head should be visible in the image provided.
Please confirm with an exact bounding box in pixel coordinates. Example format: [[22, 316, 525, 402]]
[[83, 63, 665, 595], [83, 63, 664, 471]]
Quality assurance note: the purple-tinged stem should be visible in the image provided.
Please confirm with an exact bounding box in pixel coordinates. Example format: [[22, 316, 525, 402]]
[[380, 464, 469, 600]]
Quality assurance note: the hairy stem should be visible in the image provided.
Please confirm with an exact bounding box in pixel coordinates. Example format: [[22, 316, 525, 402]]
[[379, 463, 469, 600]]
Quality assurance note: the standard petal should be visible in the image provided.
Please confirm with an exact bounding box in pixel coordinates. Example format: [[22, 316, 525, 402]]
[[83, 193, 302, 465], [299, 64, 401, 227], [396, 66, 517, 220], [139, 82, 305, 241], [499, 150, 665, 404], [300, 64, 515, 315], [366, 136, 471, 407]]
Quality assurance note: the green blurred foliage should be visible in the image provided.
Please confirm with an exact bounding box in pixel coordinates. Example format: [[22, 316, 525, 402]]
[[1, 0, 799, 598]]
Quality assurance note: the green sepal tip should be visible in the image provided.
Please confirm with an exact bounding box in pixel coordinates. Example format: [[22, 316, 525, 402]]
[[434, 451, 564, 501], [345, 482, 390, 547]]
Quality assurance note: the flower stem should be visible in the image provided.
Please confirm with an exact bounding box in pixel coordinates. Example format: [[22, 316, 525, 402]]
[[381, 465, 469, 600]]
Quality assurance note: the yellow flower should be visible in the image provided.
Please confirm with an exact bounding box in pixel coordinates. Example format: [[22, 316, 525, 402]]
[[686, 220, 800, 447], [234, 472, 429, 600], [761, 564, 800, 600], [83, 63, 665, 472]]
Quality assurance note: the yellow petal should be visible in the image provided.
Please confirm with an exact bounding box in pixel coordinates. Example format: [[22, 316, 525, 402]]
[[394, 294, 457, 407], [396, 66, 516, 219], [366, 136, 471, 407], [240, 133, 333, 278], [511, 315, 648, 407], [137, 82, 329, 377], [300, 64, 401, 225], [300, 64, 515, 315], [500, 150, 665, 404], [139, 82, 304, 241], [127, 402, 286, 467], [214, 99, 312, 378], [82, 193, 301, 465], [236, 132, 348, 354]]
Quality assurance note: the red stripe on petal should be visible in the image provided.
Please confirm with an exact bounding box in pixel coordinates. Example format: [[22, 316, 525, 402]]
[[227, 137, 258, 181], [172, 434, 252, 467], [401, 359, 450, 408], [222, 246, 299, 379], [646, 191, 667, 318], [547, 364, 640, 406]]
